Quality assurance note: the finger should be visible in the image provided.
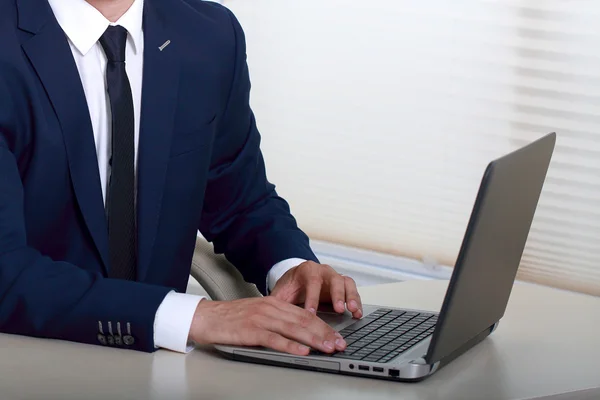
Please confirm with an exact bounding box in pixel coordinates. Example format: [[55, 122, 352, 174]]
[[265, 299, 345, 351], [329, 274, 346, 314], [344, 276, 363, 318], [262, 316, 340, 354], [294, 307, 346, 352], [303, 275, 323, 315], [258, 331, 310, 356]]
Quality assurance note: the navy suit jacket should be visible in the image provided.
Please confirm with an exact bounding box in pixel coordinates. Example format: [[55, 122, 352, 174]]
[[0, 0, 318, 352]]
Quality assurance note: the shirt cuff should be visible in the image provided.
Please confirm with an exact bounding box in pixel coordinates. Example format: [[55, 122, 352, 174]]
[[154, 291, 205, 353], [267, 258, 306, 293]]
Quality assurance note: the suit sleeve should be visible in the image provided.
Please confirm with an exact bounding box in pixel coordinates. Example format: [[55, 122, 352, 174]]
[[198, 9, 318, 293], [0, 77, 171, 352]]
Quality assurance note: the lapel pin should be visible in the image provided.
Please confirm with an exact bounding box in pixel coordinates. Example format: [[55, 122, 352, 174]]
[[159, 40, 171, 52]]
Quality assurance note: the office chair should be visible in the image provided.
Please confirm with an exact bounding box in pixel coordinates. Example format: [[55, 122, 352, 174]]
[[189, 236, 263, 301]]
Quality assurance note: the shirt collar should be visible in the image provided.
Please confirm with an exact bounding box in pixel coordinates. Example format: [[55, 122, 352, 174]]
[[47, 0, 144, 56]]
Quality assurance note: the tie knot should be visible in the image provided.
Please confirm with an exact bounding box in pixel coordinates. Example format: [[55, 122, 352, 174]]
[[99, 25, 128, 62]]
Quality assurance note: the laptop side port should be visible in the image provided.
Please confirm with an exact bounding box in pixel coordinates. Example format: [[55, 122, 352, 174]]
[[358, 365, 369, 371], [389, 369, 400, 378], [373, 367, 384, 373]]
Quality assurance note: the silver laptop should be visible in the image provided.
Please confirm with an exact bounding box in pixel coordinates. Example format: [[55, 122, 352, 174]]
[[216, 133, 556, 382]]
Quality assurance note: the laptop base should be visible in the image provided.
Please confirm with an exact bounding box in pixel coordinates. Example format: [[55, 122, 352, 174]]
[[216, 320, 498, 382]]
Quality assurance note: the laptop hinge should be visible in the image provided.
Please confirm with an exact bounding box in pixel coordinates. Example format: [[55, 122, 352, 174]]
[[425, 322, 498, 366]]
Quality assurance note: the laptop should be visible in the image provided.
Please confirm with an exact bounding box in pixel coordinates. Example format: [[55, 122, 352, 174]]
[[215, 132, 557, 382]]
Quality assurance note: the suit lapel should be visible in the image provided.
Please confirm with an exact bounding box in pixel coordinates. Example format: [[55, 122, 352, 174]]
[[137, 1, 180, 281], [18, 0, 110, 273]]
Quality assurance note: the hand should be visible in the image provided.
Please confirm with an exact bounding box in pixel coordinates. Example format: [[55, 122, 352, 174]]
[[270, 261, 363, 319], [189, 297, 347, 356]]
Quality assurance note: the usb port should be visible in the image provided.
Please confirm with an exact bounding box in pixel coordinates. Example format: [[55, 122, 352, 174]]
[[358, 365, 370, 371], [373, 367, 384, 373]]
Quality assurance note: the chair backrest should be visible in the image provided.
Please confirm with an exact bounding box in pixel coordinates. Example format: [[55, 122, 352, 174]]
[[190, 236, 262, 301]]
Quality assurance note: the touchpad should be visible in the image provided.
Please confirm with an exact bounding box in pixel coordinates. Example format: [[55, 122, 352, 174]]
[[316, 304, 353, 328]]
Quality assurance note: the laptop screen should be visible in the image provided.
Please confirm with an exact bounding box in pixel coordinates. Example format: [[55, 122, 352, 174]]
[[425, 133, 556, 364]]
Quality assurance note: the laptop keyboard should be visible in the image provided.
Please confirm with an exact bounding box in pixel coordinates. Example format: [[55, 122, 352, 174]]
[[321, 308, 437, 363]]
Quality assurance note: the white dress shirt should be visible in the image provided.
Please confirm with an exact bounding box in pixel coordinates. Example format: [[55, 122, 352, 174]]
[[47, 0, 303, 353]]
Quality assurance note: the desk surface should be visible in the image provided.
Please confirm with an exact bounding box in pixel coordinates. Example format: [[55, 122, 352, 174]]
[[1, 280, 599, 400]]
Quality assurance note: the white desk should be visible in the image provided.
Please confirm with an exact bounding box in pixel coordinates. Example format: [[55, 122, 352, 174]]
[[1, 280, 599, 400]]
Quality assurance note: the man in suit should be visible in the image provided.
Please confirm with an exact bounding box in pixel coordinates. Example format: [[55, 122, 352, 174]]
[[0, 0, 363, 355]]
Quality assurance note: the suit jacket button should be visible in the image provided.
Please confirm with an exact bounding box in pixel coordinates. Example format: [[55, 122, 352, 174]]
[[97, 334, 107, 345], [123, 335, 135, 346], [107, 335, 115, 346], [114, 336, 123, 346]]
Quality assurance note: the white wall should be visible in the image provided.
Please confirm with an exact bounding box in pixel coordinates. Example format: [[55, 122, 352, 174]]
[[226, 0, 518, 257], [223, 0, 600, 294]]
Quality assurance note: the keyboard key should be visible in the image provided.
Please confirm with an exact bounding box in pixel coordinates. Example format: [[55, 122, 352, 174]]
[[372, 338, 389, 344], [372, 349, 389, 356], [368, 311, 385, 317], [353, 347, 370, 353], [345, 319, 375, 332], [363, 313, 380, 319], [372, 309, 391, 316], [362, 356, 381, 362], [389, 310, 405, 316]]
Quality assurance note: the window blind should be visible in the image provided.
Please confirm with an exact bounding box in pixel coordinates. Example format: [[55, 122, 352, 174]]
[[224, 0, 600, 296]]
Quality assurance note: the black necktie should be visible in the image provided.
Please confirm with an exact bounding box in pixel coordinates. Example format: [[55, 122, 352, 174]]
[[100, 26, 136, 280]]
